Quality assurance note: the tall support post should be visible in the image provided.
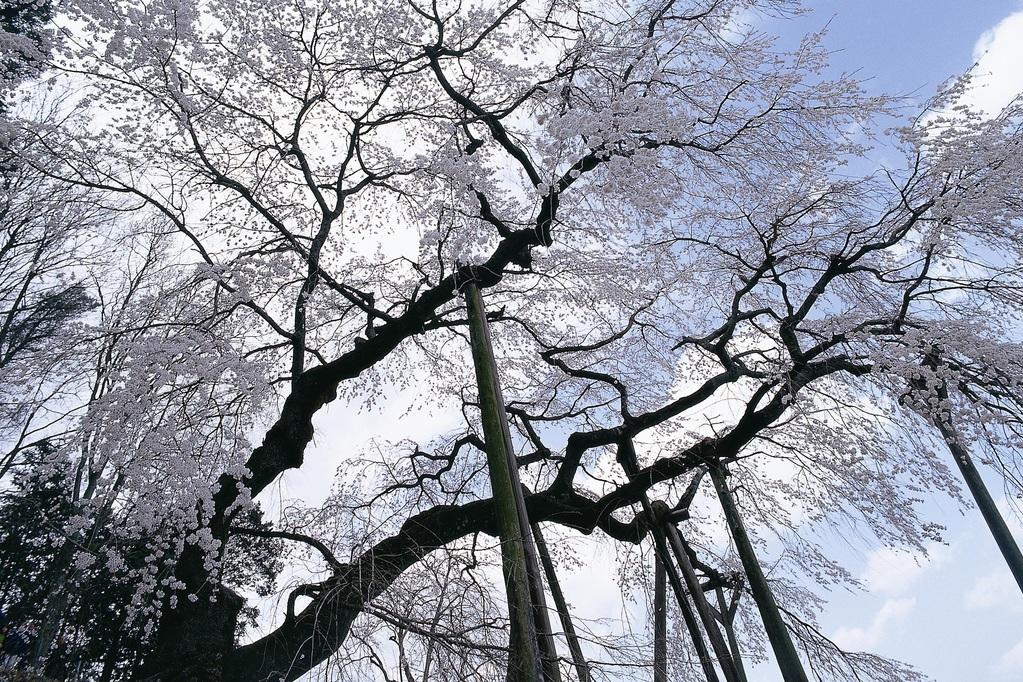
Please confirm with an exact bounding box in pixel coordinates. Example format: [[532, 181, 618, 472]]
[[658, 505, 743, 682], [465, 281, 562, 682], [654, 554, 668, 682], [618, 438, 720, 682], [714, 585, 748, 682], [937, 420, 1023, 593], [919, 362, 1023, 594], [708, 464, 808, 682], [532, 523, 592, 682]]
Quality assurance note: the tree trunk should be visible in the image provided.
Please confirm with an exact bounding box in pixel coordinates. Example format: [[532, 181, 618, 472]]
[[28, 540, 74, 669], [465, 282, 561, 682], [141, 547, 243, 681], [98, 613, 127, 682], [709, 464, 808, 682]]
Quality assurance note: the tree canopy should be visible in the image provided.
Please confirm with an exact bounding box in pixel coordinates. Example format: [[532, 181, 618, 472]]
[[1, 0, 1022, 680]]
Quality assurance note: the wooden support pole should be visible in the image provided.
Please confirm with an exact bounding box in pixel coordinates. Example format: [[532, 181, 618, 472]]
[[714, 585, 747, 682], [918, 364, 1023, 595], [654, 553, 668, 682], [618, 438, 720, 682], [465, 281, 562, 682], [708, 464, 808, 682], [938, 420, 1023, 593], [659, 505, 743, 682], [533, 523, 592, 682]]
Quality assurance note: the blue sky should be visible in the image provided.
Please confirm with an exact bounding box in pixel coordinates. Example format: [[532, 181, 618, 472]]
[[772, 2, 1022, 98], [748, 3, 1023, 680]]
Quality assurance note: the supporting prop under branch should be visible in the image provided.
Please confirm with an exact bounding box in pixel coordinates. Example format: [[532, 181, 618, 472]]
[[533, 522, 592, 682], [657, 502, 743, 682], [654, 553, 668, 682], [618, 438, 720, 682], [465, 281, 562, 682], [709, 464, 809, 682]]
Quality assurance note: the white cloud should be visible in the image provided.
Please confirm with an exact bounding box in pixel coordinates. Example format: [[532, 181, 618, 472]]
[[833, 597, 916, 651], [964, 569, 1023, 612], [859, 544, 949, 596], [995, 636, 1023, 678], [965, 11, 1023, 116], [996, 496, 1023, 537]]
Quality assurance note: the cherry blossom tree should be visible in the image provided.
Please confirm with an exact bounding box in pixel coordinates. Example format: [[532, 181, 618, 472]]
[[2, 0, 1022, 680]]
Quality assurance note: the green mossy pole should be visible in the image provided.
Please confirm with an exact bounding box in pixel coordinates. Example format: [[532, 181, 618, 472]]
[[533, 522, 591, 682], [465, 281, 562, 682], [709, 464, 808, 682], [715, 586, 748, 682], [919, 359, 1023, 595], [618, 438, 720, 682], [654, 553, 668, 682], [658, 505, 743, 682], [649, 524, 719, 682], [938, 420, 1023, 593]]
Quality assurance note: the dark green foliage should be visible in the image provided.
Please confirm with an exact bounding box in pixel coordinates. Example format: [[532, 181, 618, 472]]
[[0, 457, 284, 680], [1, 0, 53, 99], [224, 509, 285, 640], [0, 1, 51, 38], [0, 460, 142, 680]]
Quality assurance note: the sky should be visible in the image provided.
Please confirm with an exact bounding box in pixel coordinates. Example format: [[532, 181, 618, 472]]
[[551, 4, 1023, 680], [755, 3, 1023, 680], [264, 2, 1023, 680]]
